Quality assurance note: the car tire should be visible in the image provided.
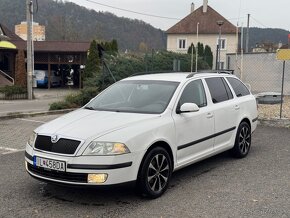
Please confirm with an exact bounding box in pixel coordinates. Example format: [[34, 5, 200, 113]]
[[137, 147, 172, 199], [231, 122, 251, 158]]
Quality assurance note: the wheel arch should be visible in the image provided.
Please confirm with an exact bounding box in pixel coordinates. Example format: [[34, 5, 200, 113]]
[[240, 117, 251, 131], [137, 140, 174, 178]]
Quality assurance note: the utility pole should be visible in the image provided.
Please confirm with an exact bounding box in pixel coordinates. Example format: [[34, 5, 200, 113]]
[[195, 22, 199, 72], [26, 0, 33, 100], [216, 20, 224, 70], [246, 14, 250, 53]]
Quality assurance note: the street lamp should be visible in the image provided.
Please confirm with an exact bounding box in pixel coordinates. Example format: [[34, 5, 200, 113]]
[[216, 20, 224, 70]]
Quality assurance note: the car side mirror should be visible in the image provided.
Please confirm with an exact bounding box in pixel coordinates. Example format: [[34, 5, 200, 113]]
[[178, 103, 200, 114]]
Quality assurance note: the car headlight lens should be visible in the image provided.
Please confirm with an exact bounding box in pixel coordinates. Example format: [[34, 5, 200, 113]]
[[28, 132, 37, 147], [83, 142, 130, 156]]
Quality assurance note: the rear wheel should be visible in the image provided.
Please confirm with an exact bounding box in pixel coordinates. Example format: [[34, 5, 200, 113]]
[[231, 122, 251, 158], [137, 147, 172, 198]]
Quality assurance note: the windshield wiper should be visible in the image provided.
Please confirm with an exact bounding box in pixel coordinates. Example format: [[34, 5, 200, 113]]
[[84, 106, 95, 110]]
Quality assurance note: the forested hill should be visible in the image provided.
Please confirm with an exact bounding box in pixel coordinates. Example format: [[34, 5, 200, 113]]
[[0, 0, 289, 51], [0, 0, 166, 51], [246, 27, 289, 49]]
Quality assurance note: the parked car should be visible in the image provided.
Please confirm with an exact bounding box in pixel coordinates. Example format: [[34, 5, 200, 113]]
[[34, 70, 61, 87], [25, 72, 258, 198]]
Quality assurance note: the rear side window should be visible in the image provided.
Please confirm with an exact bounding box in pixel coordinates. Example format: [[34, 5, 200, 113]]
[[205, 77, 233, 103], [227, 77, 250, 97]]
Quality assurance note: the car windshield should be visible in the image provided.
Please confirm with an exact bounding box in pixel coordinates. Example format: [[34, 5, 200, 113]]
[[85, 80, 179, 114]]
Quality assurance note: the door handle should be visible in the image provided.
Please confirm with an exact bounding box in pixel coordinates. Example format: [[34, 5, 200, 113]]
[[234, 105, 240, 110], [206, 112, 214, 118]]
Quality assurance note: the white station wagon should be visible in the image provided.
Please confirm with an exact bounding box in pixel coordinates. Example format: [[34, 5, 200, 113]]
[[25, 72, 258, 198]]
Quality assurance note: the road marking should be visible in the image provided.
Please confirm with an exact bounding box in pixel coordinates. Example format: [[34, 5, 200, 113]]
[[0, 147, 25, 155], [16, 118, 45, 123]]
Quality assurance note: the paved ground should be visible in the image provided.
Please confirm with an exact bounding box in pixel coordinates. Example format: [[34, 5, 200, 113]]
[[0, 88, 79, 117], [0, 115, 289, 217]]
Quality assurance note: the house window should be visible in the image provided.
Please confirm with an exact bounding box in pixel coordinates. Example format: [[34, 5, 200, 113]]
[[218, 62, 225, 70], [178, 39, 187, 49], [217, 38, 227, 50]]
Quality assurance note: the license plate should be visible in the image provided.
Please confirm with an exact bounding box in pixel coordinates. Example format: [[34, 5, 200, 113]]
[[34, 156, 66, 172]]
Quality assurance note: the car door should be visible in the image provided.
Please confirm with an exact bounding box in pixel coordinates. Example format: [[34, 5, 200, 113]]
[[204, 77, 238, 151], [172, 79, 215, 167]]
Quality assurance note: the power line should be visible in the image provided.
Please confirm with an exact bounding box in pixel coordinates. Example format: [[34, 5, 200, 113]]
[[251, 16, 268, 28], [83, 0, 181, 20]]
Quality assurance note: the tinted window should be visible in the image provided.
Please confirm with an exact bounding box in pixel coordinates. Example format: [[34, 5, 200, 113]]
[[227, 77, 250, 97], [178, 80, 207, 107], [222, 78, 233, 99], [205, 77, 231, 103]]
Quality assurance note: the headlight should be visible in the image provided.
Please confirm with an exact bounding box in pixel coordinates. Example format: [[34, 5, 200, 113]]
[[28, 132, 37, 147], [83, 141, 130, 156]]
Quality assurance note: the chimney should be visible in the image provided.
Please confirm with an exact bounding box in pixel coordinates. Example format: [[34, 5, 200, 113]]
[[203, 0, 208, 13], [190, 3, 195, 13]]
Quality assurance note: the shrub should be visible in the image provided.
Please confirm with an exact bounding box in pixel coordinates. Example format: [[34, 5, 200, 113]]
[[49, 87, 99, 110], [0, 85, 27, 97]]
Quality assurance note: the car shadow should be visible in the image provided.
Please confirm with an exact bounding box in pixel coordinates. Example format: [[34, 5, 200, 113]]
[[32, 150, 247, 205]]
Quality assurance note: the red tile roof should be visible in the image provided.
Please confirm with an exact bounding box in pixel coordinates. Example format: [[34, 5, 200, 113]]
[[167, 5, 237, 34], [12, 40, 90, 53]]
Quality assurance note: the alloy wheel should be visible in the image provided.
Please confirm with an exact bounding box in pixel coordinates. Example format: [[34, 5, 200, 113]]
[[147, 154, 170, 193]]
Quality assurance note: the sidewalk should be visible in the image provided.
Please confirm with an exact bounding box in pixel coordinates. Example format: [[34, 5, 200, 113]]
[[0, 88, 79, 118]]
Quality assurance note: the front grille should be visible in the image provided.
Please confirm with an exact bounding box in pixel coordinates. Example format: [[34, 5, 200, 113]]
[[27, 163, 87, 183], [34, 135, 81, 155]]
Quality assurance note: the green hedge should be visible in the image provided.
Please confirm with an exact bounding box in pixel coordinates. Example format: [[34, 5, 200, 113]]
[[49, 87, 98, 110], [0, 85, 27, 97]]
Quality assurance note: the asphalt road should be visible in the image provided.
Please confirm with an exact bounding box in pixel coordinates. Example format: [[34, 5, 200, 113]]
[[0, 115, 289, 218]]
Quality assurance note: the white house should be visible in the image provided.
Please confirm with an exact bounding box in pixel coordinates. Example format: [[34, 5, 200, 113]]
[[166, 0, 238, 70]]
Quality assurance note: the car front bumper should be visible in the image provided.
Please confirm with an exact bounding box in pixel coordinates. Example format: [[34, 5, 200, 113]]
[[25, 144, 144, 186]]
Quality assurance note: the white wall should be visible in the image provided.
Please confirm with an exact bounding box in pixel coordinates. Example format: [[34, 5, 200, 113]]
[[167, 33, 237, 69]]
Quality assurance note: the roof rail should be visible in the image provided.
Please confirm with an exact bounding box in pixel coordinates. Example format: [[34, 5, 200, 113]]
[[186, 69, 234, 78], [130, 70, 178, 77]]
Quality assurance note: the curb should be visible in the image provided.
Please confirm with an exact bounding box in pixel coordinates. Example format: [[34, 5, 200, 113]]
[[0, 108, 77, 120], [258, 118, 290, 128]]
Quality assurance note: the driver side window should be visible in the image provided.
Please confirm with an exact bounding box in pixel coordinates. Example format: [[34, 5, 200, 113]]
[[178, 80, 207, 108]]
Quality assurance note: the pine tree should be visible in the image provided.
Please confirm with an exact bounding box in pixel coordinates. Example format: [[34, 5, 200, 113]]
[[84, 40, 100, 80], [197, 42, 204, 57], [111, 39, 118, 53], [187, 43, 196, 55], [204, 45, 213, 69]]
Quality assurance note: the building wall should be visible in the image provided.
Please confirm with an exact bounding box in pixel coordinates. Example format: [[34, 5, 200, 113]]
[[227, 52, 290, 95], [15, 22, 45, 41], [167, 33, 237, 69]]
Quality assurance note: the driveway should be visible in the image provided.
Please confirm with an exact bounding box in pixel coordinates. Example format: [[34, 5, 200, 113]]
[[0, 115, 289, 217]]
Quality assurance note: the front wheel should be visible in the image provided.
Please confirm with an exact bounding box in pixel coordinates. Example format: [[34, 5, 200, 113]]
[[231, 122, 251, 158], [137, 147, 172, 198]]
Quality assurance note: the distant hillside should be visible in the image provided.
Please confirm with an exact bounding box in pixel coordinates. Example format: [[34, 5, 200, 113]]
[[0, 0, 166, 51], [0, 0, 289, 52], [244, 27, 289, 50]]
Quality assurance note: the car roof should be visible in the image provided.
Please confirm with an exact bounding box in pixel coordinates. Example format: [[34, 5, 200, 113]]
[[123, 72, 235, 83]]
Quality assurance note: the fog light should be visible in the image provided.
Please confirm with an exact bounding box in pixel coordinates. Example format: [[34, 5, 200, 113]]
[[87, 174, 108, 184]]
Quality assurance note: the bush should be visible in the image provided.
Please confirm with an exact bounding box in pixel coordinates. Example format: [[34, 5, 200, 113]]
[[0, 85, 27, 97], [49, 87, 99, 110]]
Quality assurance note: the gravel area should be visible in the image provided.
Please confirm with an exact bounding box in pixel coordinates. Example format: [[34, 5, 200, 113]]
[[258, 96, 290, 119]]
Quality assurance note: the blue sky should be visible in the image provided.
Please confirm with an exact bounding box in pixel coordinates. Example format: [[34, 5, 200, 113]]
[[68, 0, 290, 32]]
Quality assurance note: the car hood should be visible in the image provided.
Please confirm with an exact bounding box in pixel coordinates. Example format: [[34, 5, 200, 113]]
[[36, 109, 160, 140]]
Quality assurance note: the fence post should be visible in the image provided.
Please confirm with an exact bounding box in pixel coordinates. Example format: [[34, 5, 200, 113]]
[[279, 60, 286, 119]]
